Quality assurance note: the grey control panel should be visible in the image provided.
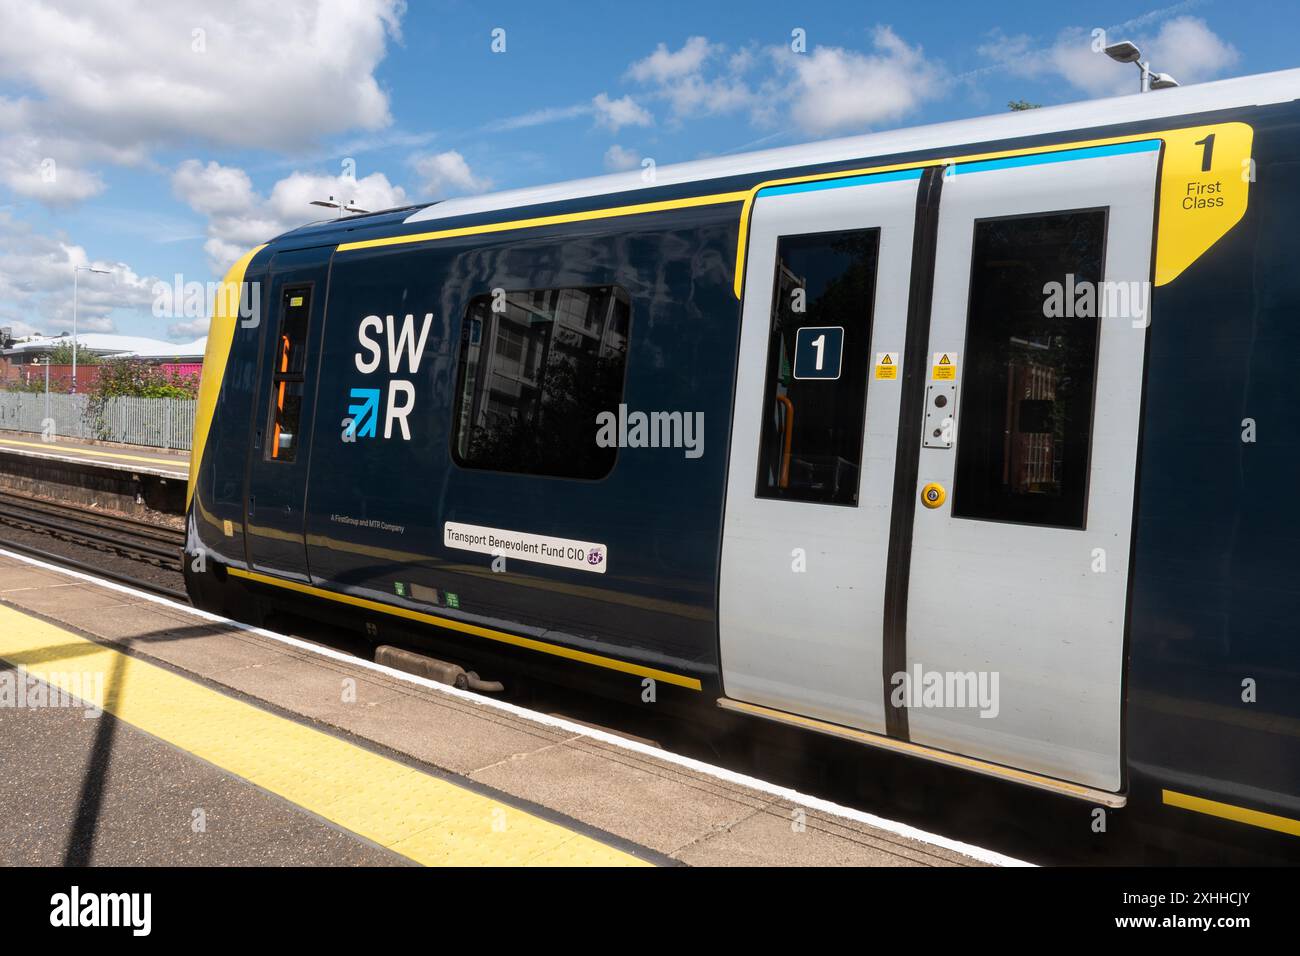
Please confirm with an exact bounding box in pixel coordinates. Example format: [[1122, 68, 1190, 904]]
[[922, 382, 957, 449]]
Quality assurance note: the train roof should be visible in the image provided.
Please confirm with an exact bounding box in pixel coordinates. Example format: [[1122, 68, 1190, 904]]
[[272, 66, 1300, 249]]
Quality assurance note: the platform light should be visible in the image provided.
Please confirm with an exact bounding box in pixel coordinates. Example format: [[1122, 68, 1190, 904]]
[[1103, 40, 1142, 64], [1104, 40, 1177, 93], [71, 266, 111, 395]]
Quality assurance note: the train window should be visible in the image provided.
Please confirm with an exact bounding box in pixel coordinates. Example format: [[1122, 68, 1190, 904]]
[[952, 209, 1106, 529], [265, 285, 311, 462], [754, 229, 879, 506], [451, 286, 631, 480]]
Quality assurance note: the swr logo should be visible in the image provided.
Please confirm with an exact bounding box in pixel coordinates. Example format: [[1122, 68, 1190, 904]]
[[345, 312, 432, 441]]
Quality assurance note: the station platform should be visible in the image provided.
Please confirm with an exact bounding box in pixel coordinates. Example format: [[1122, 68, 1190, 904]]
[[0, 434, 188, 480], [0, 549, 1019, 867]]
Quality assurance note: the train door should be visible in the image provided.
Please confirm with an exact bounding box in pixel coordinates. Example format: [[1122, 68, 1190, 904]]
[[719, 169, 922, 732], [905, 142, 1159, 791], [244, 247, 331, 581]]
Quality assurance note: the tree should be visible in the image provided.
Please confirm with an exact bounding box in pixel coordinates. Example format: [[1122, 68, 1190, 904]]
[[1008, 99, 1042, 111], [45, 341, 99, 365]]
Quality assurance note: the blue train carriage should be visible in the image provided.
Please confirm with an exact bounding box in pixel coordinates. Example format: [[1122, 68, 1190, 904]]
[[184, 68, 1300, 857]]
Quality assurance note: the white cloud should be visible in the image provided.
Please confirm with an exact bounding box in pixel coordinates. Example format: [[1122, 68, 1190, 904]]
[[665, 72, 756, 121], [166, 318, 211, 340], [487, 93, 652, 135], [0, 212, 160, 337], [603, 145, 642, 172], [0, 156, 105, 204], [0, 1, 404, 206], [171, 160, 257, 217], [982, 17, 1239, 98], [266, 170, 409, 219], [626, 35, 717, 84], [1133, 16, 1239, 85], [622, 29, 940, 134], [0, 126, 109, 204], [172, 160, 410, 273], [626, 36, 756, 122], [628, 36, 717, 85], [728, 47, 757, 75], [773, 27, 943, 134], [0, 0, 402, 149], [592, 93, 653, 132], [489, 103, 592, 132], [1044, 32, 1127, 97], [407, 150, 491, 199]]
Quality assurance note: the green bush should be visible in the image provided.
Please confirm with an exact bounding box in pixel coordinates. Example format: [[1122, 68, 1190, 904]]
[[3, 379, 48, 394], [91, 359, 198, 400]]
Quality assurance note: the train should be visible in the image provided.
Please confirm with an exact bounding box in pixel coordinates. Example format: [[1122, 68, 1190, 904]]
[[185, 66, 1300, 861]]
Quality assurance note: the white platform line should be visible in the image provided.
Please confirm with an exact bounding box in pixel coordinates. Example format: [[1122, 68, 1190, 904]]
[[0, 546, 1033, 867], [0, 444, 186, 479]]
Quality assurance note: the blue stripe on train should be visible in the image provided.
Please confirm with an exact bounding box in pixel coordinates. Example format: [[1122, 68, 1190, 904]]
[[758, 167, 925, 197], [956, 138, 1161, 175]]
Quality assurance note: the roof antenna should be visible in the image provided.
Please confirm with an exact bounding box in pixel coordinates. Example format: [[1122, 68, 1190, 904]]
[[310, 195, 371, 218]]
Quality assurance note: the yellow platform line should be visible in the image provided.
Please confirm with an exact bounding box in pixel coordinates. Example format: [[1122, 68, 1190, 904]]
[[0, 437, 187, 470], [0, 605, 648, 866], [1163, 789, 1300, 838]]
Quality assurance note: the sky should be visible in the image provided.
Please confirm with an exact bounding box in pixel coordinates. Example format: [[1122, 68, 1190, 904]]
[[0, 0, 1292, 342]]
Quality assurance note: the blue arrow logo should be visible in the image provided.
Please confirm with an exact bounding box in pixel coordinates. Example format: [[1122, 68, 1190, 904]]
[[346, 387, 380, 439]]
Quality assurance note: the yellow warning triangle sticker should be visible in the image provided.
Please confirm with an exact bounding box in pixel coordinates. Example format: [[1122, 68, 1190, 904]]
[[939, 354, 951, 365], [880, 354, 893, 365]]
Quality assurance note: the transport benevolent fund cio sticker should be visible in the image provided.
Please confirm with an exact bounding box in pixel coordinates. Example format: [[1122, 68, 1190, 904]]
[[444, 522, 608, 574]]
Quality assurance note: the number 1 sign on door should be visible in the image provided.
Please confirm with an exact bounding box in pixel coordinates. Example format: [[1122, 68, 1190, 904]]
[[793, 326, 844, 380]]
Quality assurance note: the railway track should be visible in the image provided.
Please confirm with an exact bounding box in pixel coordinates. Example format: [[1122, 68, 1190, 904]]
[[0, 490, 188, 602]]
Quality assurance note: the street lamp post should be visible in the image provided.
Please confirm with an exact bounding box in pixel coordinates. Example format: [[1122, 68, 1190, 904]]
[[1104, 40, 1179, 93], [71, 266, 111, 394]]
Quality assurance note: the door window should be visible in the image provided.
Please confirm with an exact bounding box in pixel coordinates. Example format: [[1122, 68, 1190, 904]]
[[755, 229, 880, 506], [952, 210, 1107, 528]]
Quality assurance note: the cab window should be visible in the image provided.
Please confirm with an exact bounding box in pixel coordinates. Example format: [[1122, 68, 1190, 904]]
[[266, 285, 310, 462]]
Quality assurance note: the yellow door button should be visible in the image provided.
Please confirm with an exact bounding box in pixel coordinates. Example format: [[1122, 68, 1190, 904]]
[[921, 482, 946, 509]]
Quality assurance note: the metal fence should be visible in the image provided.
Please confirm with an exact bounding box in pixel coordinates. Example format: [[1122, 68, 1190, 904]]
[[0, 392, 196, 451]]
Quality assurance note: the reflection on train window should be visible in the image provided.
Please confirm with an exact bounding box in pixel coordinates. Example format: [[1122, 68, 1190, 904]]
[[755, 229, 879, 506], [952, 209, 1106, 529], [266, 285, 311, 462], [452, 286, 631, 479]]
